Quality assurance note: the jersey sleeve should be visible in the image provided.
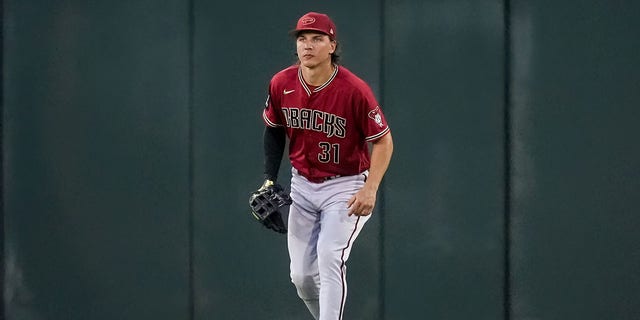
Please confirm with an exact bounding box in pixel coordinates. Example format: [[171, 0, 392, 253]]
[[359, 87, 390, 142], [262, 82, 284, 127]]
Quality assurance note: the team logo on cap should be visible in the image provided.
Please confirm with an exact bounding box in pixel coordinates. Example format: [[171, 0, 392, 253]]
[[301, 17, 316, 25]]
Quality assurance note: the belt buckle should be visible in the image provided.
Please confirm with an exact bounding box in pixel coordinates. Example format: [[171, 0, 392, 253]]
[[323, 175, 341, 182]]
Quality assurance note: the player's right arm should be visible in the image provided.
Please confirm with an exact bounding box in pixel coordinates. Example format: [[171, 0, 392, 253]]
[[262, 81, 286, 182], [347, 132, 393, 216], [263, 126, 286, 181]]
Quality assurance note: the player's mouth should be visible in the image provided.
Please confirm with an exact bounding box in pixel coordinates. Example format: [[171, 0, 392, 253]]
[[302, 54, 314, 59]]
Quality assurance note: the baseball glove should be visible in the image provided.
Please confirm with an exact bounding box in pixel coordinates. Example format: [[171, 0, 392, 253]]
[[249, 180, 292, 234]]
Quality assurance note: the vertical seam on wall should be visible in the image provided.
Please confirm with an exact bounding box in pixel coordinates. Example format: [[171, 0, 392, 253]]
[[378, 0, 386, 319], [187, 0, 195, 319], [503, 1, 513, 320], [0, 0, 5, 317]]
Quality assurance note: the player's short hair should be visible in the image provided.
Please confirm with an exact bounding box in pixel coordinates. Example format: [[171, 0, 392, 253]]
[[331, 41, 341, 65]]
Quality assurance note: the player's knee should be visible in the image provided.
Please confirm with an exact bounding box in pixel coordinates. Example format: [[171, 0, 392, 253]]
[[290, 271, 313, 288], [290, 272, 318, 298]]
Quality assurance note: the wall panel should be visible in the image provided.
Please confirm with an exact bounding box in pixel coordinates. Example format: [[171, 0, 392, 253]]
[[3, 1, 190, 319], [383, 1, 506, 319], [191, 1, 382, 319], [510, 1, 640, 319]]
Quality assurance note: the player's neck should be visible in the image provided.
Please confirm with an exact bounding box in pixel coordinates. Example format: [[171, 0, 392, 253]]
[[300, 62, 335, 86]]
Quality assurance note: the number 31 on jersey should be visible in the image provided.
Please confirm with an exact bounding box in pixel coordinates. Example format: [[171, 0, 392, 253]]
[[318, 142, 340, 164]]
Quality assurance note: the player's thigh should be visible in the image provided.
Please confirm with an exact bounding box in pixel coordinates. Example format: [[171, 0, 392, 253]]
[[317, 207, 370, 261]]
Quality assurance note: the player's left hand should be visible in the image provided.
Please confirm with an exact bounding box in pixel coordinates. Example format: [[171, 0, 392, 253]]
[[347, 184, 377, 216], [249, 180, 292, 233]]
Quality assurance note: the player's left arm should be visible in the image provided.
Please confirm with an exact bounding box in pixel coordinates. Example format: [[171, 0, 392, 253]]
[[347, 132, 393, 216]]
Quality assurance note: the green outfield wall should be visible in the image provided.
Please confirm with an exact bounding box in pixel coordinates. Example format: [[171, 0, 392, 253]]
[[3, 1, 639, 319]]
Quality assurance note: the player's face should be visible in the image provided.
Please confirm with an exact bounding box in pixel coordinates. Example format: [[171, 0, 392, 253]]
[[296, 32, 336, 68]]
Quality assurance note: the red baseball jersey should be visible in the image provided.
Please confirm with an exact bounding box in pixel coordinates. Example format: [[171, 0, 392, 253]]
[[263, 65, 390, 182]]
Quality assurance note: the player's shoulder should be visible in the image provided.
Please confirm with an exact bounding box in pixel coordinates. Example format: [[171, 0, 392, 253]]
[[271, 65, 298, 83], [335, 66, 374, 93]]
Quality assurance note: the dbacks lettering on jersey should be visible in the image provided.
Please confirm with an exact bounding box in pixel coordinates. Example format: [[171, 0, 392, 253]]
[[281, 107, 346, 138]]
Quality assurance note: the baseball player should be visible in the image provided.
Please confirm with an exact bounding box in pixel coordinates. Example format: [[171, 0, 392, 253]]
[[258, 12, 393, 320]]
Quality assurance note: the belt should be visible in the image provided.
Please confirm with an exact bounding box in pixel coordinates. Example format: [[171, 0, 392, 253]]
[[306, 174, 341, 183], [292, 167, 338, 183]]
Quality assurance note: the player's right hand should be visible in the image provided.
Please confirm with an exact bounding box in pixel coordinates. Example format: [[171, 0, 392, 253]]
[[347, 184, 377, 216]]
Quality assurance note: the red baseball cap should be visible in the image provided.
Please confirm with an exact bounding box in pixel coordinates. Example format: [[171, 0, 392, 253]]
[[291, 12, 337, 39]]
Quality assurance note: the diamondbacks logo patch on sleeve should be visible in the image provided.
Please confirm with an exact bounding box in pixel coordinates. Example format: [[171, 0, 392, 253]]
[[368, 106, 384, 127]]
